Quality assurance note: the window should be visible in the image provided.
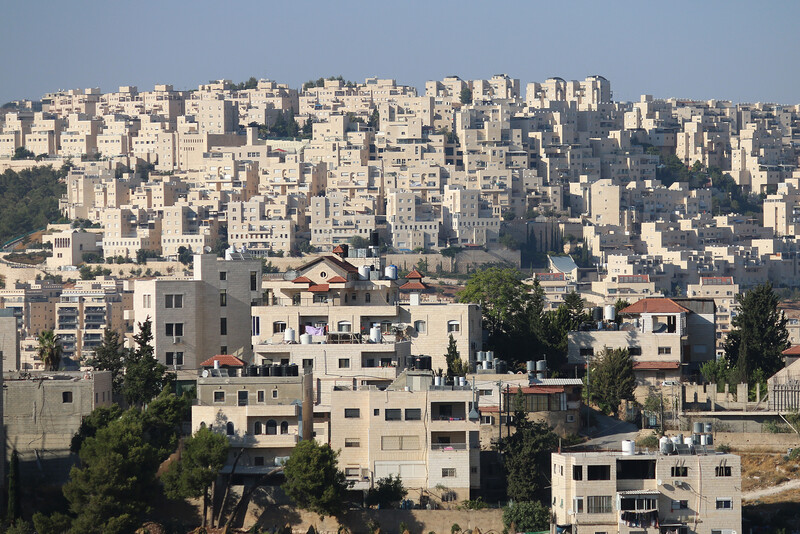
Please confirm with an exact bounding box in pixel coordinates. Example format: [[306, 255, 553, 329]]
[[442, 468, 456, 478], [671, 500, 688, 510], [165, 352, 184, 366], [220, 271, 227, 281], [165, 294, 183, 308], [62, 391, 73, 403], [373, 409, 380, 416], [254, 456, 265, 466], [365, 293, 371, 303], [480, 415, 494, 425], [250, 271, 258, 291], [580, 348, 594, 357], [345, 467, 360, 477], [214, 391, 225, 403], [405, 408, 422, 420], [280, 421, 288, 434], [628, 347, 642, 356], [226, 422, 234, 435], [658, 346, 672, 355], [220, 290, 227, 307], [715, 498, 732, 510], [671, 466, 688, 477], [587, 465, 611, 480], [273, 321, 287, 333], [143, 294, 152, 308], [573, 497, 584, 514], [254, 421, 263, 435], [715, 466, 732, 477], [238, 390, 248, 406], [266, 420, 277, 435], [587, 496, 612, 514], [345, 438, 360, 448], [220, 345, 227, 354], [385, 409, 402, 421], [447, 320, 460, 333], [414, 320, 426, 334], [573, 465, 583, 480], [381, 436, 419, 450], [338, 358, 350, 369], [165, 323, 184, 337], [220, 317, 227, 335], [272, 389, 278, 399], [257, 390, 265, 403], [302, 358, 313, 369], [344, 408, 360, 418], [337, 321, 352, 332]]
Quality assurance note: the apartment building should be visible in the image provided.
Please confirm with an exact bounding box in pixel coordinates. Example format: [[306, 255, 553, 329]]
[[42, 228, 101, 269], [227, 196, 296, 256], [551, 447, 742, 534], [309, 192, 377, 248], [386, 190, 440, 251], [133, 253, 262, 370], [686, 277, 740, 359], [330, 371, 480, 503]]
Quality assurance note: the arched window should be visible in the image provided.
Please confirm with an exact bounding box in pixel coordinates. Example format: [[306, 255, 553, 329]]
[[266, 420, 277, 435], [199, 422, 206, 429], [254, 421, 263, 435], [226, 422, 235, 436], [280, 421, 289, 435], [447, 320, 460, 333], [337, 321, 351, 333]]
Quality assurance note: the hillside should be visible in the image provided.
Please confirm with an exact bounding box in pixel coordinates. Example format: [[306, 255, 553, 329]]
[[0, 166, 66, 246]]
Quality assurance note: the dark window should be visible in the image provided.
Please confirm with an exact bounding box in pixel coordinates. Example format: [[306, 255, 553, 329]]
[[628, 346, 642, 356], [579, 348, 594, 357], [338, 358, 350, 368], [62, 391, 73, 403], [165, 352, 184, 366], [266, 420, 277, 435], [573, 465, 583, 480], [344, 408, 360, 418], [587, 465, 611, 480], [250, 271, 258, 291], [385, 409, 402, 421], [302, 358, 313, 369], [715, 466, 732, 477], [365, 293, 371, 303], [374, 409, 380, 416], [226, 422, 234, 435], [280, 421, 288, 434], [165, 294, 183, 308], [220, 317, 227, 335], [671, 466, 688, 477], [220, 290, 227, 307], [238, 390, 248, 406], [405, 409, 422, 420], [257, 390, 265, 403], [220, 271, 227, 281], [254, 421, 262, 435], [213, 391, 225, 403], [254, 456, 265, 466], [617, 459, 656, 480], [220, 345, 227, 354], [165, 323, 184, 337]]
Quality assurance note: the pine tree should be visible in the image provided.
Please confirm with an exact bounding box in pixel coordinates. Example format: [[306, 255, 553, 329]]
[[87, 329, 126, 394], [123, 319, 168, 407], [587, 348, 636, 417], [445, 334, 467, 377], [7, 449, 20, 521]]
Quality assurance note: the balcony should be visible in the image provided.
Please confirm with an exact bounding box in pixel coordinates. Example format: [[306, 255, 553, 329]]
[[228, 433, 299, 448]]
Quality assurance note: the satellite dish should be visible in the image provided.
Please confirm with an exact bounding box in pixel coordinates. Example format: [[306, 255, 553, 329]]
[[201, 369, 209, 377], [657, 479, 663, 486], [204, 246, 212, 253]]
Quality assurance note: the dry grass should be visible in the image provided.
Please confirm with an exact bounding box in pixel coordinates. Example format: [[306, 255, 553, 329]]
[[740, 452, 800, 492]]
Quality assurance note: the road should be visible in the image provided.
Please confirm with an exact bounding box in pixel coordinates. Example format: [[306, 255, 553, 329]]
[[579, 408, 640, 450], [743, 478, 800, 500]]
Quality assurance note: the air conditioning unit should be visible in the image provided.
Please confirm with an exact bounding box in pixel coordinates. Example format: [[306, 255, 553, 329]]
[[173, 337, 182, 344]]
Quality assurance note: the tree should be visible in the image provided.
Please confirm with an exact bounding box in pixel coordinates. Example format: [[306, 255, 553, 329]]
[[12, 146, 34, 160], [502, 501, 550, 533], [63, 415, 161, 534], [563, 291, 587, 326], [368, 109, 380, 129], [365, 475, 407, 508], [587, 348, 636, 417], [37, 329, 62, 371], [123, 318, 168, 407], [700, 357, 730, 385], [282, 440, 348, 518], [349, 235, 369, 248], [499, 388, 559, 502], [70, 404, 124, 453], [177, 245, 192, 265], [7, 449, 20, 521], [162, 426, 229, 527], [724, 282, 789, 384], [87, 329, 126, 394], [445, 334, 468, 377], [460, 87, 473, 105], [140, 390, 191, 460]]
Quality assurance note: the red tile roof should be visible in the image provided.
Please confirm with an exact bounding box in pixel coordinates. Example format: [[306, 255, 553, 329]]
[[292, 276, 313, 284], [478, 406, 501, 413], [783, 345, 800, 355], [632, 361, 681, 370], [199, 355, 246, 367], [327, 275, 347, 283], [400, 281, 428, 291], [332, 245, 346, 253], [621, 298, 690, 315], [521, 386, 566, 394], [298, 255, 359, 274], [308, 284, 330, 292], [405, 268, 424, 279]]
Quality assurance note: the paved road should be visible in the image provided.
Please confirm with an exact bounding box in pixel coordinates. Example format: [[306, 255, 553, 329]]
[[578, 408, 640, 450], [743, 478, 800, 501]]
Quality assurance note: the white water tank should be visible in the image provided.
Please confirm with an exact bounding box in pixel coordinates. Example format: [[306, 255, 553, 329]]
[[621, 440, 636, 456], [671, 436, 681, 447], [300, 333, 312, 345], [434, 376, 442, 387], [604, 305, 616, 322], [659, 436, 673, 454], [385, 265, 398, 280], [284, 327, 295, 343], [482, 360, 490, 370], [486, 351, 495, 361], [477, 351, 485, 362], [358, 265, 370, 280], [459, 376, 466, 387], [369, 326, 382, 343]]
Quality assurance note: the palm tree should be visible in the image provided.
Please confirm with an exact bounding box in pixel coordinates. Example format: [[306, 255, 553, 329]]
[[37, 329, 62, 371]]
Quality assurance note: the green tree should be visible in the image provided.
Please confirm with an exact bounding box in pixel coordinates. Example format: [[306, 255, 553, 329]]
[[123, 318, 168, 407], [445, 334, 468, 377], [140, 391, 191, 460], [0, 167, 65, 246], [177, 245, 192, 265], [460, 87, 473, 105], [499, 388, 559, 502], [86, 329, 126, 394], [563, 291, 587, 326], [70, 404, 124, 453], [365, 475, 407, 508], [502, 501, 551, 533], [12, 146, 35, 160], [32, 512, 72, 534], [349, 235, 369, 248], [37, 329, 62, 371], [7, 449, 20, 521], [282, 440, 348, 518], [368, 109, 380, 129], [63, 415, 161, 534], [162, 426, 229, 527], [724, 282, 789, 384], [5, 519, 33, 534], [587, 348, 636, 417], [700, 357, 730, 385]]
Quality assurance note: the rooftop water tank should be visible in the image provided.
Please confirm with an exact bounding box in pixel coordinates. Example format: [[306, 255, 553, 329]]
[[604, 305, 616, 322], [300, 333, 312, 345], [621, 440, 636, 456], [693, 422, 704, 434], [385, 265, 398, 280], [284, 327, 295, 343], [358, 265, 370, 280], [659, 436, 673, 455]]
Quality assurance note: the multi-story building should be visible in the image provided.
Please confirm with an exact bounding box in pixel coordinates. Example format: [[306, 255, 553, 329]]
[[551, 447, 742, 534], [686, 277, 740, 359]]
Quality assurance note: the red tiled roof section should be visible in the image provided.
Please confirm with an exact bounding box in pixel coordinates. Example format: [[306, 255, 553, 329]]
[[200, 355, 246, 367], [309, 284, 330, 292], [621, 298, 690, 314], [521, 386, 566, 394], [292, 276, 313, 284], [327, 275, 347, 283], [332, 245, 345, 253], [298, 255, 359, 274], [400, 281, 428, 291], [479, 406, 501, 413], [632, 361, 681, 370], [405, 269, 424, 279], [783, 345, 800, 355]]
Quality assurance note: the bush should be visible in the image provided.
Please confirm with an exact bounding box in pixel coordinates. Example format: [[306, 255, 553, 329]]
[[764, 419, 792, 433], [502, 501, 550, 533], [716, 443, 732, 453], [637, 434, 660, 449], [366, 474, 407, 508]]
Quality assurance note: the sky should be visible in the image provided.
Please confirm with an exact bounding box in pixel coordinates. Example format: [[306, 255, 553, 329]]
[[2, 0, 800, 105]]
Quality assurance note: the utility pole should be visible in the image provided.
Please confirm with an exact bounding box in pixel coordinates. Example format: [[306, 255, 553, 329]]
[[497, 380, 503, 446]]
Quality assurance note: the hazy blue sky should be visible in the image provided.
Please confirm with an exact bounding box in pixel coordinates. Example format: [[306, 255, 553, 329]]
[[2, 0, 799, 105]]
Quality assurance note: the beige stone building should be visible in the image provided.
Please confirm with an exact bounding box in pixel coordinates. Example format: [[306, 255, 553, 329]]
[[43, 228, 102, 269], [551, 448, 741, 534]]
